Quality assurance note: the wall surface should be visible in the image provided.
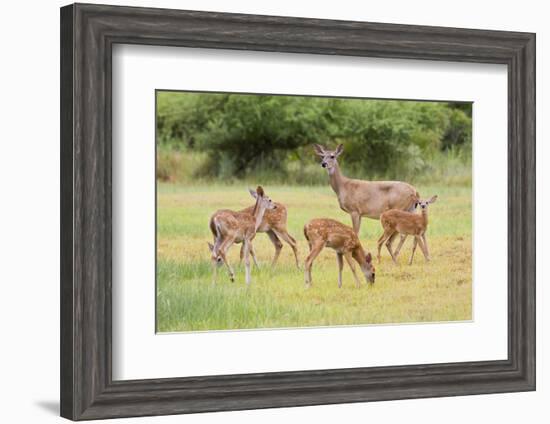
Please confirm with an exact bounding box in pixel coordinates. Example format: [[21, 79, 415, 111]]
[[0, 0, 546, 423]]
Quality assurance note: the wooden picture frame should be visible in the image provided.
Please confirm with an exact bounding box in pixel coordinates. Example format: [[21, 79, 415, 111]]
[[60, 3, 535, 420]]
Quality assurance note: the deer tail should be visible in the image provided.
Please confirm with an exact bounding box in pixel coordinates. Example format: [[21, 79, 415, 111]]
[[209, 216, 217, 237], [213, 218, 223, 239]]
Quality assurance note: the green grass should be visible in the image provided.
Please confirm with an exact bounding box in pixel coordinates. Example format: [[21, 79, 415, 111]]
[[156, 147, 472, 187], [156, 183, 472, 332]]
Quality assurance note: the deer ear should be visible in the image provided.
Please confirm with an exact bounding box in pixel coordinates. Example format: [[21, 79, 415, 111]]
[[335, 143, 344, 156], [256, 186, 264, 197], [313, 144, 326, 156], [248, 188, 258, 199], [207, 242, 214, 252], [365, 252, 372, 263], [429, 195, 438, 204]]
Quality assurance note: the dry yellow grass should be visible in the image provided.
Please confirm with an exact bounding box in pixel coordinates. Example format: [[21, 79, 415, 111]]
[[156, 183, 472, 332]]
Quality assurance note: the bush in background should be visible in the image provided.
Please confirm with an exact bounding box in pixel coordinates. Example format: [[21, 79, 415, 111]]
[[156, 92, 472, 184]]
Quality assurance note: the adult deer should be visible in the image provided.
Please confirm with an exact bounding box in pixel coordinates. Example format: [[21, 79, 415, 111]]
[[377, 195, 438, 265], [314, 144, 419, 247], [239, 198, 300, 269], [303, 218, 375, 288], [208, 186, 276, 285]]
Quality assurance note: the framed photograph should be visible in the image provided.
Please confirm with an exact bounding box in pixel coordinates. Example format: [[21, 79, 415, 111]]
[[60, 3, 535, 420]]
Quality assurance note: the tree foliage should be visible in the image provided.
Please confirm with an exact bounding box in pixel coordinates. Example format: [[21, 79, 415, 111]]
[[156, 92, 472, 179]]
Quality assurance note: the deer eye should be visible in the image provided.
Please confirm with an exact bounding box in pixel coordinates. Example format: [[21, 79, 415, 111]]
[[330, 155, 335, 159]]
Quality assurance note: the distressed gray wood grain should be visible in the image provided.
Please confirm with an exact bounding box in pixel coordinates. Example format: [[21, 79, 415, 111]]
[[60, 3, 536, 421]]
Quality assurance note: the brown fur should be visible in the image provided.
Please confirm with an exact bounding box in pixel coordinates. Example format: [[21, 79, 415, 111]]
[[314, 144, 419, 234], [210, 210, 259, 243], [238, 202, 299, 268], [376, 195, 437, 265], [381, 209, 428, 236], [208, 186, 275, 284], [303, 218, 375, 288]]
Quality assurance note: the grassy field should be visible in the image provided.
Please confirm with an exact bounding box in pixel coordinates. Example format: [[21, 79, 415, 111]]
[[156, 183, 472, 332]]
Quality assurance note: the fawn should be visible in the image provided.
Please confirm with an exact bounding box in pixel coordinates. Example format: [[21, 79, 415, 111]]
[[303, 218, 375, 288], [238, 198, 300, 269], [208, 186, 276, 285], [377, 195, 438, 265]]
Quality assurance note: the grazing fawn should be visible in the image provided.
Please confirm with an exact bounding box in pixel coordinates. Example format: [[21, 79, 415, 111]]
[[239, 198, 300, 269], [208, 186, 276, 285], [303, 218, 375, 288], [377, 195, 438, 265], [314, 144, 419, 236]]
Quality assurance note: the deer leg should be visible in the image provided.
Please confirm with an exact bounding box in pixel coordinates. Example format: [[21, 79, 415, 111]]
[[239, 242, 244, 265], [336, 253, 344, 288], [239, 239, 258, 268], [393, 234, 408, 260], [218, 238, 236, 282], [384, 232, 399, 263], [248, 242, 260, 268], [378, 230, 397, 263], [385, 232, 398, 256], [377, 230, 395, 263], [409, 236, 418, 265], [376, 232, 386, 262], [418, 235, 430, 262], [421, 233, 430, 260], [243, 239, 252, 285], [304, 241, 324, 288], [266, 230, 283, 267], [343, 252, 361, 288], [274, 228, 300, 269], [350, 213, 362, 235]]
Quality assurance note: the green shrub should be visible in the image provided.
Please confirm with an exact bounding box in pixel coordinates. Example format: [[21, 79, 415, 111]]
[[442, 108, 472, 150], [156, 92, 472, 182]]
